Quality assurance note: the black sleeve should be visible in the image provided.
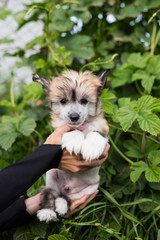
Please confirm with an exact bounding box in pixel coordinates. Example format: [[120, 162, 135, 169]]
[[0, 197, 33, 233], [0, 144, 62, 213]]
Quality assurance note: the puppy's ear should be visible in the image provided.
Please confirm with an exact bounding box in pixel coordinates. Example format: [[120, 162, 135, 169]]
[[97, 69, 110, 96], [32, 74, 49, 94]]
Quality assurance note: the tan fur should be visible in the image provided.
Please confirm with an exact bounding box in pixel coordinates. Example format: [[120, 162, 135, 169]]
[[48, 70, 100, 104], [34, 69, 109, 222], [47, 70, 108, 132]]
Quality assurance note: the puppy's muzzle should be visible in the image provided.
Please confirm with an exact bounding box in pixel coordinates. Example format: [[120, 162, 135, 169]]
[[69, 113, 80, 122]]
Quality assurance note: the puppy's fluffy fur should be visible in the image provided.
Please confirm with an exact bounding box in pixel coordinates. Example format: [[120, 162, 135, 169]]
[[33, 69, 109, 222]]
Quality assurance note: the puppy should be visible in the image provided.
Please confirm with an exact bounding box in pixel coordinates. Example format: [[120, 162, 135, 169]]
[[33, 69, 109, 222]]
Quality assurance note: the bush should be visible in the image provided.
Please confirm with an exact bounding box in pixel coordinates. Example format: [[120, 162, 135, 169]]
[[0, 0, 160, 239]]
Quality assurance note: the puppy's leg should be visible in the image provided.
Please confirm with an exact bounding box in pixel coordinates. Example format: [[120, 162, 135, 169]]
[[62, 130, 84, 155], [37, 187, 70, 222], [55, 197, 69, 216], [37, 187, 58, 222], [81, 132, 108, 161]]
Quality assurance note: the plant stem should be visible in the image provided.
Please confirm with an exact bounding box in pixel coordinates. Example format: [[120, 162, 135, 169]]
[[34, 130, 43, 141], [108, 123, 136, 134], [10, 77, 15, 107], [29, 135, 37, 147], [153, 29, 160, 55], [109, 136, 133, 165], [151, 21, 157, 55], [150, 22, 160, 55], [141, 131, 146, 154], [135, 81, 145, 96], [80, 53, 118, 71], [108, 123, 160, 145]]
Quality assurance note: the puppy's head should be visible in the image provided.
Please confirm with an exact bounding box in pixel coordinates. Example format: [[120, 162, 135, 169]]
[[33, 69, 109, 127]]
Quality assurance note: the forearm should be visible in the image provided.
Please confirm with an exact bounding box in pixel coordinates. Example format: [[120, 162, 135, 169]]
[[0, 144, 62, 212], [0, 197, 33, 233]]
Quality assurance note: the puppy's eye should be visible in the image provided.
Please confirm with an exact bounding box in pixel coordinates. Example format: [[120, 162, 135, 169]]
[[80, 98, 88, 105], [60, 98, 67, 105]]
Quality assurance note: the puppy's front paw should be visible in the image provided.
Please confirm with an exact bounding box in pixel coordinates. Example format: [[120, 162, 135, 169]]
[[62, 130, 84, 155], [81, 132, 108, 161], [37, 209, 58, 222]]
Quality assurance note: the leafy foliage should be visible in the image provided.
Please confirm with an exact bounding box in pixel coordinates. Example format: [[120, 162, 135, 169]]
[[0, 0, 160, 239]]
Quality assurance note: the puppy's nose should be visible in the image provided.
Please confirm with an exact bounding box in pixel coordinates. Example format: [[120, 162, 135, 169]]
[[69, 113, 80, 122]]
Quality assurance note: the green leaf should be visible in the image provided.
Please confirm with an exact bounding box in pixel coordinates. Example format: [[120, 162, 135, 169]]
[[23, 82, 44, 101], [25, 36, 45, 50], [124, 140, 144, 159], [75, 0, 105, 7], [117, 103, 137, 131], [148, 150, 160, 166], [0, 160, 9, 170], [0, 7, 11, 20], [114, 4, 140, 20], [49, 8, 74, 32], [29, 221, 47, 238], [34, 59, 46, 69], [24, 106, 49, 120], [0, 100, 14, 111], [0, 121, 18, 151], [13, 225, 32, 240], [0, 38, 13, 44], [101, 89, 116, 114], [132, 70, 155, 93], [141, 75, 155, 94], [137, 112, 160, 136], [150, 98, 160, 112], [117, 95, 160, 134], [96, 42, 108, 57], [127, 53, 147, 69], [111, 68, 133, 88], [48, 235, 68, 240], [136, 95, 160, 112], [145, 165, 160, 182], [118, 97, 131, 107], [130, 161, 147, 183], [59, 34, 94, 59], [18, 118, 36, 136], [147, 55, 160, 78], [68, 8, 90, 24], [1, 115, 22, 129]]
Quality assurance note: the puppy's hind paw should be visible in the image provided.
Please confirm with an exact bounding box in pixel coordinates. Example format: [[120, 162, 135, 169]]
[[37, 209, 58, 222], [55, 197, 68, 216]]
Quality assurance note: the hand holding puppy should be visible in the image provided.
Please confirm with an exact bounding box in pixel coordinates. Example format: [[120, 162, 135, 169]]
[[44, 124, 110, 172]]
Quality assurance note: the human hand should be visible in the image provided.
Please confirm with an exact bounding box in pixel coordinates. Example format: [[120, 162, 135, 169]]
[[44, 124, 84, 145], [64, 190, 99, 218], [58, 144, 110, 172], [25, 193, 41, 215]]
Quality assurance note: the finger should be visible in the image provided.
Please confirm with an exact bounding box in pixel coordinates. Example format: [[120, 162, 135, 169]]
[[55, 124, 73, 135], [82, 190, 99, 206], [65, 191, 99, 217], [71, 190, 98, 211], [64, 191, 99, 218], [70, 194, 89, 211], [101, 144, 110, 157], [83, 158, 107, 168]]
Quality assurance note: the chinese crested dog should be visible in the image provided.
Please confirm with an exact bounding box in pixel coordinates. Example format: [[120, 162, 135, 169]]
[[33, 69, 109, 222]]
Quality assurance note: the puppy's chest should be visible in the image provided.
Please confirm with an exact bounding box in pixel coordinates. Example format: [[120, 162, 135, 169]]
[[83, 121, 100, 137]]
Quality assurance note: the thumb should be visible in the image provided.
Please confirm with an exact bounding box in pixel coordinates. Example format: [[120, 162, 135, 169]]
[[55, 124, 73, 136], [55, 124, 84, 136]]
